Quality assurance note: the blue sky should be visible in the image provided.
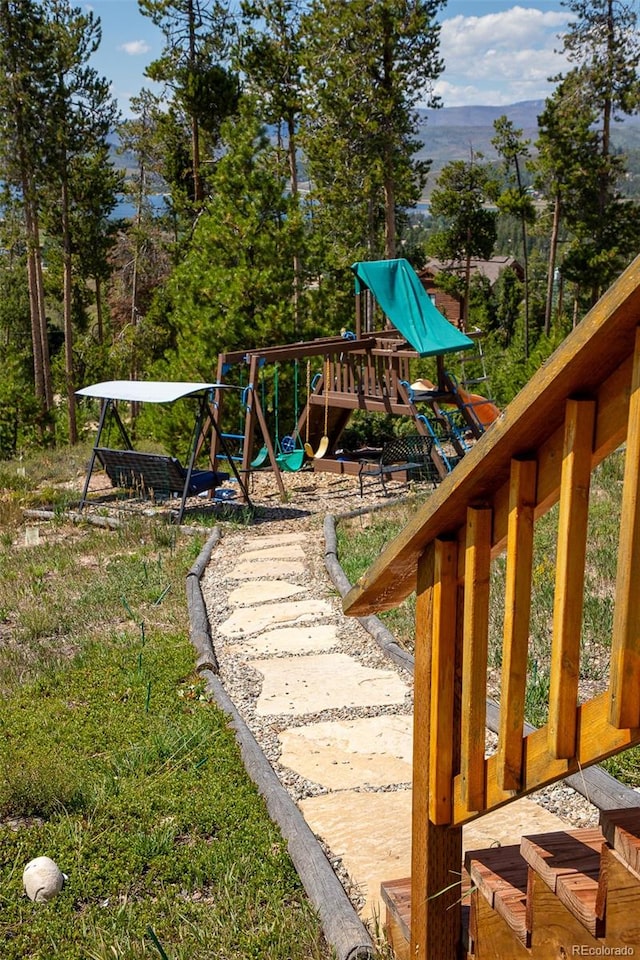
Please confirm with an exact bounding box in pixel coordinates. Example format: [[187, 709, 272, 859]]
[[86, 1, 572, 117]]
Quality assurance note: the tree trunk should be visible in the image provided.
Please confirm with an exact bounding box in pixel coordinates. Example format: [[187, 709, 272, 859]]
[[32, 210, 53, 412], [514, 156, 529, 359], [288, 115, 302, 338], [188, 0, 203, 204], [61, 175, 77, 444], [384, 173, 396, 259], [544, 194, 561, 337], [95, 275, 103, 343]]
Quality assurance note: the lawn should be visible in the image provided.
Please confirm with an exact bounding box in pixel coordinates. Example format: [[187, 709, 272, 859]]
[[0, 447, 332, 960]]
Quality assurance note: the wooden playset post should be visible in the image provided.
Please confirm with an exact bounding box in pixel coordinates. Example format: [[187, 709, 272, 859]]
[[410, 543, 463, 960]]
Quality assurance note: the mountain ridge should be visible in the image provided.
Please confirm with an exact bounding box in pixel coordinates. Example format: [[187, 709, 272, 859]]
[[415, 99, 640, 194]]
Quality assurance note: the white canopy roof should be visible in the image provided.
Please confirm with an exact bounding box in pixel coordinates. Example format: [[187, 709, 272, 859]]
[[76, 380, 218, 404]]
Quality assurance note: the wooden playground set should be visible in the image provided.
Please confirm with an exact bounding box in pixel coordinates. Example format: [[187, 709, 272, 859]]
[[77, 259, 500, 516], [208, 258, 500, 498]]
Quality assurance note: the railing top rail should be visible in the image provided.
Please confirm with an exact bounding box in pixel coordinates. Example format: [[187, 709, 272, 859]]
[[343, 253, 640, 616]]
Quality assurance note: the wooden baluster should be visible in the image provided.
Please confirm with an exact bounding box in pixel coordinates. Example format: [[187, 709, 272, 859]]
[[497, 458, 537, 790], [411, 545, 463, 960], [460, 506, 492, 812], [429, 538, 459, 824], [333, 357, 340, 395], [548, 398, 595, 759], [610, 327, 640, 728]]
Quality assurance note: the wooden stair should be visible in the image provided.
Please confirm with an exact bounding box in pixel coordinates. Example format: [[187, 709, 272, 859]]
[[381, 807, 640, 959]]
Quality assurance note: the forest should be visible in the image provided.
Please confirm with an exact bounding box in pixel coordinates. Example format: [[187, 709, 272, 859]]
[[0, 0, 639, 460]]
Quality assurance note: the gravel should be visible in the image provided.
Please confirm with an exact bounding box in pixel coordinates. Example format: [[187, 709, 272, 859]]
[[201, 467, 603, 867]]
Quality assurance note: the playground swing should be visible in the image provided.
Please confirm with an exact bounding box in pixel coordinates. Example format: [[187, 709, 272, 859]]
[[303, 357, 330, 460], [250, 362, 270, 468], [260, 363, 305, 473], [277, 361, 305, 471]]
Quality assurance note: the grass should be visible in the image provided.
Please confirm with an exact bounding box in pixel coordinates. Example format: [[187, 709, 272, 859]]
[[0, 450, 333, 960], [336, 446, 640, 785]]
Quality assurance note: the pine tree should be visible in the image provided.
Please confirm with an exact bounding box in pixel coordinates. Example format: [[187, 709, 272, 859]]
[[139, 0, 239, 209], [492, 117, 535, 358], [40, 0, 120, 443], [427, 155, 500, 331], [0, 0, 54, 419], [239, 0, 305, 333], [551, 0, 640, 304], [299, 0, 445, 262], [148, 97, 302, 388]]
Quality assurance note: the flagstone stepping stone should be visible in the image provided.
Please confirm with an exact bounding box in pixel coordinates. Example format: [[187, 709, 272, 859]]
[[227, 580, 306, 607], [239, 544, 306, 563], [228, 558, 305, 580], [298, 790, 569, 924], [251, 652, 409, 716], [299, 789, 412, 922], [278, 715, 413, 789], [242, 533, 309, 549], [242, 624, 338, 656], [218, 598, 332, 638]]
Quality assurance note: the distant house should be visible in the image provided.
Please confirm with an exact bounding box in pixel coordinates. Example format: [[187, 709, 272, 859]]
[[418, 256, 524, 327]]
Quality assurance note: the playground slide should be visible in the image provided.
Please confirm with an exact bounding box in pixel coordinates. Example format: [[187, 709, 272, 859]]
[[411, 378, 500, 430]]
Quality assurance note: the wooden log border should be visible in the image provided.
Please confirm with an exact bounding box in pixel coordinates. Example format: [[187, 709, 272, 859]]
[[186, 529, 375, 960]]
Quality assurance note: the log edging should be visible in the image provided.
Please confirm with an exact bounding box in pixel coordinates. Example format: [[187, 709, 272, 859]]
[[186, 528, 375, 960]]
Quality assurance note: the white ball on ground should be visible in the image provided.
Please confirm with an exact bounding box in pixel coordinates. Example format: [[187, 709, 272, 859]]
[[23, 856, 65, 902]]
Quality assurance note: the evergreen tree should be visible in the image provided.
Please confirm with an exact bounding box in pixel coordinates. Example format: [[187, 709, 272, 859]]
[[492, 117, 535, 357], [299, 0, 444, 263], [148, 98, 304, 388], [550, 0, 640, 304], [239, 0, 305, 333], [427, 155, 500, 330], [139, 0, 239, 210], [0, 216, 39, 456], [40, 0, 120, 443], [0, 0, 54, 419]]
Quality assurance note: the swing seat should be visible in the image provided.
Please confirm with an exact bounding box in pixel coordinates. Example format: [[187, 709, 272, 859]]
[[251, 446, 269, 468], [313, 436, 330, 460], [276, 449, 306, 472]]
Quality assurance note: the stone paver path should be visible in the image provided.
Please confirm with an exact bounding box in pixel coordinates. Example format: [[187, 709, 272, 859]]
[[202, 526, 568, 925]]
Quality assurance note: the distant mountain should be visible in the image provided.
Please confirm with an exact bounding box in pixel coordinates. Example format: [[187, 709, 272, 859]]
[[109, 99, 640, 198], [416, 99, 640, 196], [420, 100, 546, 130]]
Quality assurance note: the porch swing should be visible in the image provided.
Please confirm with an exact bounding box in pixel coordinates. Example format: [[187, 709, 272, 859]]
[[76, 380, 251, 523]]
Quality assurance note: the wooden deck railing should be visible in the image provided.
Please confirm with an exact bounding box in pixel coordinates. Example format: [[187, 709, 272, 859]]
[[343, 253, 640, 959]]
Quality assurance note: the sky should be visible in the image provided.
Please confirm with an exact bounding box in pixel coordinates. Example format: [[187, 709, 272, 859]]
[[86, 0, 573, 118]]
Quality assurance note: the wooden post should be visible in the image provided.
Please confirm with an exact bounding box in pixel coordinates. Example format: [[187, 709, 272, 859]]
[[410, 545, 463, 960], [460, 506, 492, 812], [429, 538, 458, 825], [610, 327, 640, 728], [497, 458, 537, 790], [548, 398, 595, 758], [210, 353, 226, 467]]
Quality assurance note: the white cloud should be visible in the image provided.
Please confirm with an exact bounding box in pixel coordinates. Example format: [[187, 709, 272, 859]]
[[119, 40, 151, 56], [432, 6, 572, 107]]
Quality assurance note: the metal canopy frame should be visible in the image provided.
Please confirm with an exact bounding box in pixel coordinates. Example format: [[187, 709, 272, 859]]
[[76, 380, 252, 522]]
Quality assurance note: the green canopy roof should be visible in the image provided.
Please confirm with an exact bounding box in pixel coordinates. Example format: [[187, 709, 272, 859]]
[[351, 258, 473, 357]]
